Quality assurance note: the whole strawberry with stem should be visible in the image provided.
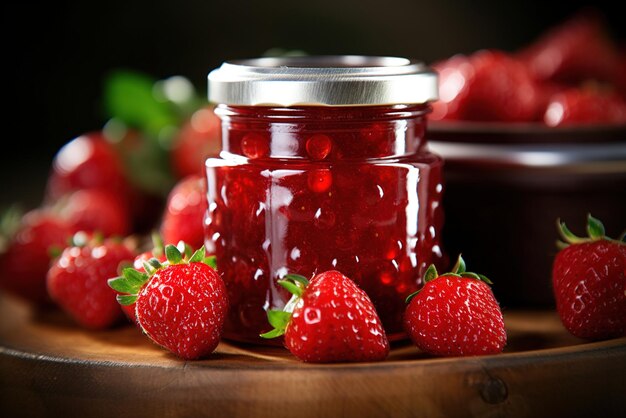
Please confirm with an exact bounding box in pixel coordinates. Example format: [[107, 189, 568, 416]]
[[404, 256, 506, 357], [0, 208, 72, 305], [47, 233, 136, 329], [109, 245, 226, 360], [553, 214, 626, 340], [120, 237, 197, 324], [261, 270, 389, 363]]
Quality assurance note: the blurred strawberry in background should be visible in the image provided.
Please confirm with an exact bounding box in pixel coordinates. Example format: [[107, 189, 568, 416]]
[[160, 175, 208, 249], [431, 10, 626, 125], [544, 86, 626, 126], [431, 50, 541, 122], [0, 69, 223, 308], [519, 11, 621, 85], [0, 208, 72, 305], [46, 132, 131, 200], [59, 189, 131, 237], [171, 106, 221, 178]]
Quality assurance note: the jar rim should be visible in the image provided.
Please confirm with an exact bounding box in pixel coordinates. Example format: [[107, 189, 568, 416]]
[[208, 55, 438, 106]]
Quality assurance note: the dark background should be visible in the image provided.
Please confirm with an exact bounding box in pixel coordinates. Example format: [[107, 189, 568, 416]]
[[2, 0, 625, 207]]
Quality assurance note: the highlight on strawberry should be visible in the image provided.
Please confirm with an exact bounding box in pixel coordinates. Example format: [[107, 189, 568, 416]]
[[46, 232, 137, 329], [260, 270, 389, 363], [553, 214, 626, 340], [108, 244, 226, 360], [404, 255, 507, 357]]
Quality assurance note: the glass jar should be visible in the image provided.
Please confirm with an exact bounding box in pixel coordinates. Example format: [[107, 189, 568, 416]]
[[205, 56, 444, 344]]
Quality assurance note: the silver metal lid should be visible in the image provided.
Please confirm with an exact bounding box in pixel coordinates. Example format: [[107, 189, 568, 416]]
[[207, 56, 438, 106]]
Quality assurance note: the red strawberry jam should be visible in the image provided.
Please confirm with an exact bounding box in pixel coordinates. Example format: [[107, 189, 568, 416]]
[[206, 57, 443, 343]]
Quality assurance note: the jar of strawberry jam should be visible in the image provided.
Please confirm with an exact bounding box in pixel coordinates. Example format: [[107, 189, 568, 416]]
[[206, 56, 444, 343]]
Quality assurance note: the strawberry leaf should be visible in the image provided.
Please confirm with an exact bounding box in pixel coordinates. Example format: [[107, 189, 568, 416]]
[[267, 310, 291, 329], [451, 255, 466, 274], [405, 288, 421, 304], [189, 246, 206, 263], [147, 258, 163, 270], [423, 264, 438, 283], [586, 214, 605, 240], [556, 219, 585, 245], [477, 274, 493, 285], [108, 268, 148, 294], [165, 245, 183, 264], [260, 328, 285, 339], [260, 310, 290, 339], [123, 268, 149, 288], [204, 255, 217, 269], [556, 240, 569, 250], [116, 294, 138, 306], [460, 272, 480, 280], [107, 277, 136, 294], [278, 280, 303, 297], [440, 273, 462, 279], [284, 273, 309, 286], [142, 260, 157, 275]]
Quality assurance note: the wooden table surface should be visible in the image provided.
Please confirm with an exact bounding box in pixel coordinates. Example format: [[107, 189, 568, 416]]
[[0, 294, 624, 418]]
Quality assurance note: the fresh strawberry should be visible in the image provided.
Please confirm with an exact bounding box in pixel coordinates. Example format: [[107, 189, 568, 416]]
[[543, 87, 626, 126], [59, 189, 131, 237], [160, 175, 208, 249], [46, 234, 136, 329], [0, 209, 72, 305], [431, 50, 540, 122], [552, 215, 626, 340], [109, 245, 226, 360], [430, 54, 475, 121], [404, 256, 506, 356], [171, 106, 221, 179], [46, 132, 131, 201], [519, 12, 621, 85], [260, 271, 389, 363]]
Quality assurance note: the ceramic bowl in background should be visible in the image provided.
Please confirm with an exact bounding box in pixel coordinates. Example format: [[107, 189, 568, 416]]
[[429, 122, 626, 308]]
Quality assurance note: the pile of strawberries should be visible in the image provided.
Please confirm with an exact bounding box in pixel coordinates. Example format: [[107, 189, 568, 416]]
[[0, 17, 624, 363], [0, 72, 224, 359], [0, 105, 512, 362], [432, 12, 626, 125]]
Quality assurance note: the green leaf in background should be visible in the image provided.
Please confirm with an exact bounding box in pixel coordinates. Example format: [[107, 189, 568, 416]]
[[103, 118, 175, 196], [104, 70, 180, 140]]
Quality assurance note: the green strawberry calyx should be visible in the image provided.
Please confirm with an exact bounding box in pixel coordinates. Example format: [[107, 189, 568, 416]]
[[557, 214, 625, 249], [405, 255, 492, 303], [107, 243, 216, 306], [260, 273, 310, 339]]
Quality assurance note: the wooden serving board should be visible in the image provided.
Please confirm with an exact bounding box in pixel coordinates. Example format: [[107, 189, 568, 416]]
[[0, 294, 624, 418]]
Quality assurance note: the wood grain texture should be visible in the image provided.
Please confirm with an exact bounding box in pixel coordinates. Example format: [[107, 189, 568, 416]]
[[0, 294, 624, 418]]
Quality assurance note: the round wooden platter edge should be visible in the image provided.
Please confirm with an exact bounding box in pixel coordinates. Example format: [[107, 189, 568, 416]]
[[1, 294, 624, 418]]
